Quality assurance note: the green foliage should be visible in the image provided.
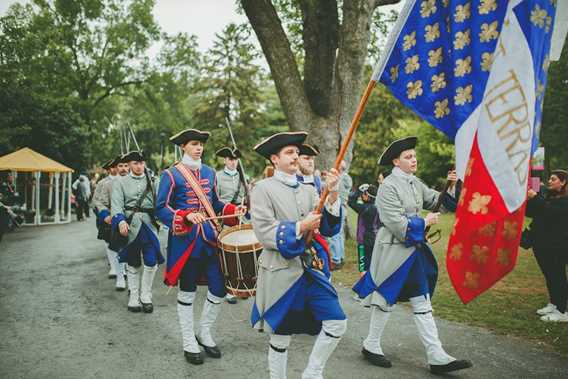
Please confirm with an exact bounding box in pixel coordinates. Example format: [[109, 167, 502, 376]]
[[190, 23, 284, 177], [0, 0, 160, 170], [541, 49, 568, 172]]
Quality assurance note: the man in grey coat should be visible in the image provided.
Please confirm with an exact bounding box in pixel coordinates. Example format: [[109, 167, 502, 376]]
[[250, 132, 346, 379], [92, 155, 127, 290], [112, 151, 164, 313], [353, 137, 471, 375]]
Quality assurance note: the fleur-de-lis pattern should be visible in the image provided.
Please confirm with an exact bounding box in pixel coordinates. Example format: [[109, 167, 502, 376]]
[[420, 0, 437, 18], [497, 248, 510, 265], [464, 271, 480, 289], [455, 57, 472, 77], [450, 243, 463, 260], [428, 47, 443, 67], [390, 65, 399, 82], [478, 0, 497, 15], [407, 80, 423, 99], [431, 72, 447, 92], [405, 55, 420, 74], [455, 85, 473, 106], [468, 192, 491, 215], [378, 0, 554, 143], [403, 31, 417, 51], [455, 3, 471, 23], [481, 52, 493, 71], [479, 21, 499, 42], [478, 222, 496, 237], [425, 23, 441, 42], [434, 98, 450, 118], [454, 29, 471, 50], [471, 245, 490, 264]]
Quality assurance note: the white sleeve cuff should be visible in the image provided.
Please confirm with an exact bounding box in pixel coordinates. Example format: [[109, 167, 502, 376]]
[[295, 222, 302, 239], [324, 198, 341, 217]]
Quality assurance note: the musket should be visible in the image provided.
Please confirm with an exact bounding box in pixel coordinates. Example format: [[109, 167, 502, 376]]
[[224, 117, 250, 205]]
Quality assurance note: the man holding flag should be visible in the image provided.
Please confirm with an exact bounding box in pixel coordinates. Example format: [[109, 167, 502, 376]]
[[350, 0, 561, 374]]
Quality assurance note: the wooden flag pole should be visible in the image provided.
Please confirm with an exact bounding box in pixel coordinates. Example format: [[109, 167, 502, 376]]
[[306, 79, 377, 245]]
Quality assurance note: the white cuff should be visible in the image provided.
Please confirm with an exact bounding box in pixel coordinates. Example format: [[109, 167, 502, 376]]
[[295, 222, 302, 239], [324, 198, 341, 217]]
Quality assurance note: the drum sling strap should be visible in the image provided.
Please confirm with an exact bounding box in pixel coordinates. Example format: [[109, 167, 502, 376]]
[[175, 163, 222, 233]]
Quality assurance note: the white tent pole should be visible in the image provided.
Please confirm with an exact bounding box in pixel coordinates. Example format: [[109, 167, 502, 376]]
[[54, 172, 60, 223], [35, 171, 41, 225], [68, 172, 72, 223], [48, 173, 54, 210]]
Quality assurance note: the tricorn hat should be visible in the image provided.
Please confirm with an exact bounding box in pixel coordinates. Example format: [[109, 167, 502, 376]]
[[216, 147, 241, 159], [377, 136, 418, 166], [299, 144, 320, 157], [254, 132, 308, 160], [169, 128, 210, 146], [121, 150, 145, 163]]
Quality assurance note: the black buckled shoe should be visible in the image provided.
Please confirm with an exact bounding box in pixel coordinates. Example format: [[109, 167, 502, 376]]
[[141, 302, 153, 313], [127, 305, 142, 313], [362, 348, 392, 368], [430, 359, 473, 375], [197, 337, 221, 358], [184, 351, 204, 365]]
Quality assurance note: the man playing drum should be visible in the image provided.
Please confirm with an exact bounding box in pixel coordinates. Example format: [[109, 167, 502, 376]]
[[155, 129, 246, 365], [250, 132, 347, 379]]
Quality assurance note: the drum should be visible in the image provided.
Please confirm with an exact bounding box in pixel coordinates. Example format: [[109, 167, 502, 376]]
[[218, 224, 263, 298]]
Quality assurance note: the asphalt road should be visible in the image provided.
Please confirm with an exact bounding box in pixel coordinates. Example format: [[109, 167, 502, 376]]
[[0, 219, 567, 378]]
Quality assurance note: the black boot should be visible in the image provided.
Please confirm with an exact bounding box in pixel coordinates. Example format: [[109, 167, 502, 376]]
[[197, 337, 221, 358], [362, 348, 392, 368], [184, 351, 204, 365], [127, 305, 142, 313], [430, 359, 473, 375], [141, 302, 153, 313]]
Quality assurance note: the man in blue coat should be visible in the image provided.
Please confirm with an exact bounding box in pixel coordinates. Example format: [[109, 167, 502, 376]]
[[155, 128, 245, 365]]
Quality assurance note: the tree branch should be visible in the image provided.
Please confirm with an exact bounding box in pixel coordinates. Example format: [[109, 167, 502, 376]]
[[240, 0, 313, 130], [92, 80, 144, 110]]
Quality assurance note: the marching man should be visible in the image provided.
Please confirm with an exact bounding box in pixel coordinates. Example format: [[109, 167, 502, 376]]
[[155, 129, 245, 365], [352, 137, 472, 374], [112, 151, 163, 313], [250, 132, 346, 379]]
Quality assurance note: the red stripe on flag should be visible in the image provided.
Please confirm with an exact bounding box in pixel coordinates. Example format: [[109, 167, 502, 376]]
[[447, 136, 525, 304]]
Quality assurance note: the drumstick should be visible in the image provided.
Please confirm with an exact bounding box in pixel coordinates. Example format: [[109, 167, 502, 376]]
[[203, 213, 246, 221]]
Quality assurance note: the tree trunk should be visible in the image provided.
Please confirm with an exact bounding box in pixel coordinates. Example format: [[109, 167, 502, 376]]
[[241, 0, 400, 172]]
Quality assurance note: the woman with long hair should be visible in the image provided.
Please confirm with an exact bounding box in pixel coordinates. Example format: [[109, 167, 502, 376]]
[[526, 170, 568, 322]]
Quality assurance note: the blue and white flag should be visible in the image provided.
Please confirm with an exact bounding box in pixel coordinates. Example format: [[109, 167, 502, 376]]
[[371, 0, 559, 303]]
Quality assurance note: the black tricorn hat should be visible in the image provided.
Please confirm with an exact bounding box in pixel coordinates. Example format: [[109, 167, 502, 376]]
[[112, 155, 123, 166], [169, 128, 211, 146], [216, 147, 241, 159], [121, 150, 145, 163], [377, 136, 418, 166], [102, 159, 114, 170], [299, 144, 320, 157], [254, 132, 308, 160]]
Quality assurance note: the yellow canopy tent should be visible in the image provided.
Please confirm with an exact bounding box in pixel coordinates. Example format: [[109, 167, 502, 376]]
[[0, 148, 74, 225]]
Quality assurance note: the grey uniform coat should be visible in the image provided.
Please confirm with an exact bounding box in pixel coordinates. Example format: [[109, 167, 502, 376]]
[[92, 175, 117, 214], [216, 169, 245, 204], [362, 168, 441, 307], [111, 173, 158, 244], [251, 175, 341, 333]]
